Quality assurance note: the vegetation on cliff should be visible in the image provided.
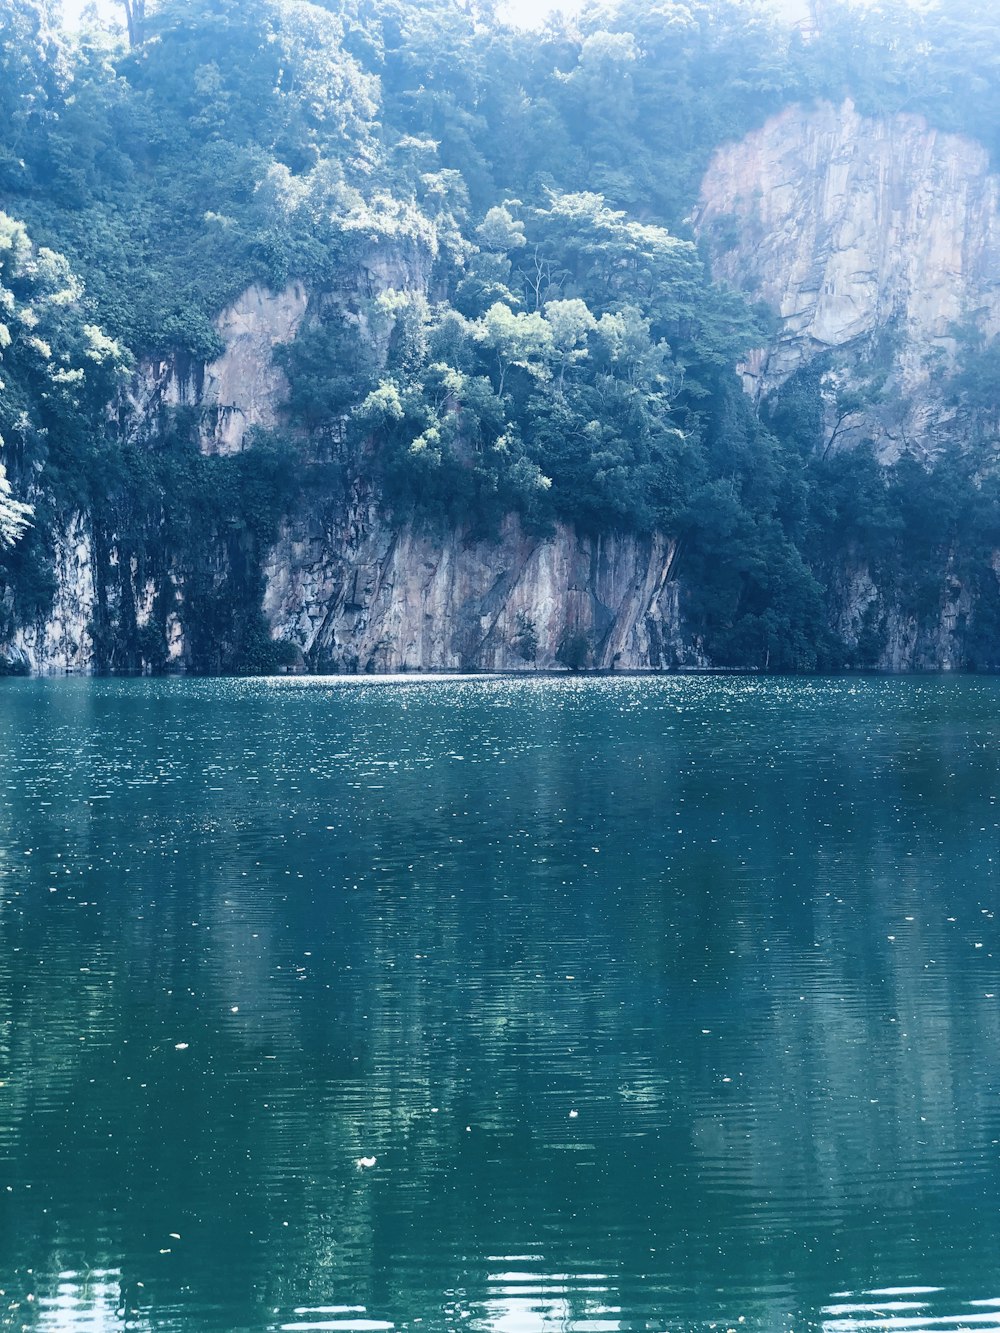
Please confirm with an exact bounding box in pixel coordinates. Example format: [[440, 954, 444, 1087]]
[[2, 0, 1000, 671]]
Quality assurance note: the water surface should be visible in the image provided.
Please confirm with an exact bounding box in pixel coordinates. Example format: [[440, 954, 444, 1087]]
[[1, 675, 999, 1332]]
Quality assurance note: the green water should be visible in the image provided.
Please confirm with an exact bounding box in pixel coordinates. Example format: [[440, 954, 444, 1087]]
[[2, 676, 1000, 1333]]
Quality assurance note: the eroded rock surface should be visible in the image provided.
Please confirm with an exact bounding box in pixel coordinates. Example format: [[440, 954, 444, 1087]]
[[697, 99, 1000, 457], [264, 501, 695, 672], [9, 514, 96, 672], [132, 281, 309, 456]]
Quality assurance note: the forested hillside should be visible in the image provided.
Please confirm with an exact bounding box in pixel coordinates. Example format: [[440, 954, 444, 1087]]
[[3, 0, 1000, 672]]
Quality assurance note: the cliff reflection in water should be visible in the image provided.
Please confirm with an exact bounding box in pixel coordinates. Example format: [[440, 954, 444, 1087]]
[[1, 676, 999, 1332]]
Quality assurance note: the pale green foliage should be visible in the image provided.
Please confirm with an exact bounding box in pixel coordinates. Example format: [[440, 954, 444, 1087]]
[[0, 210, 125, 560], [577, 30, 640, 72], [356, 382, 406, 427], [476, 206, 526, 253], [339, 191, 439, 254], [0, 211, 128, 415], [480, 303, 553, 394], [544, 298, 597, 385], [0, 460, 32, 549], [373, 289, 430, 375], [594, 307, 679, 395], [277, 0, 379, 143], [84, 324, 125, 364]]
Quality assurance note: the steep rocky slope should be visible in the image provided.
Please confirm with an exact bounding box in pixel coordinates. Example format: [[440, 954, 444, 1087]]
[[131, 283, 310, 456], [9, 99, 1000, 675], [264, 500, 693, 672], [694, 98, 1000, 670], [7, 250, 700, 674], [696, 98, 1000, 459]]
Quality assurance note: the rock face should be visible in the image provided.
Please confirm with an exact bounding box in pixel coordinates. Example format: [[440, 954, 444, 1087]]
[[6, 514, 97, 672], [264, 500, 695, 672], [129, 234, 434, 459], [10, 502, 696, 674], [203, 282, 310, 455], [696, 98, 1000, 457], [829, 559, 972, 673], [692, 97, 1000, 669], [133, 282, 310, 455]]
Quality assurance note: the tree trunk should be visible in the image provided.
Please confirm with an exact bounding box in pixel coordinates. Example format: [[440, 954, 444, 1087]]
[[121, 0, 145, 49]]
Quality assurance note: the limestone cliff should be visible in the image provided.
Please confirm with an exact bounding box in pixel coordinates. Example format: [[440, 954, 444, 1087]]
[[10, 99, 1000, 676], [696, 98, 1000, 459], [695, 98, 1000, 669], [8, 255, 696, 674], [5, 515, 96, 673], [264, 498, 693, 672], [131, 282, 309, 456], [128, 232, 433, 458], [5, 502, 696, 675]]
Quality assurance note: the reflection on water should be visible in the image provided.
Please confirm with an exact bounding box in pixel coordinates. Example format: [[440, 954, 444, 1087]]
[[820, 1288, 1000, 1332], [1, 675, 1000, 1331]]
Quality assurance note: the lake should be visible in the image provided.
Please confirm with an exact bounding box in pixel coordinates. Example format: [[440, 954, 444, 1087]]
[[2, 675, 999, 1332]]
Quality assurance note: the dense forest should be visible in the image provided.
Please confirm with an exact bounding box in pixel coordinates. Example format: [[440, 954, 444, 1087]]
[[3, 0, 1000, 672]]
